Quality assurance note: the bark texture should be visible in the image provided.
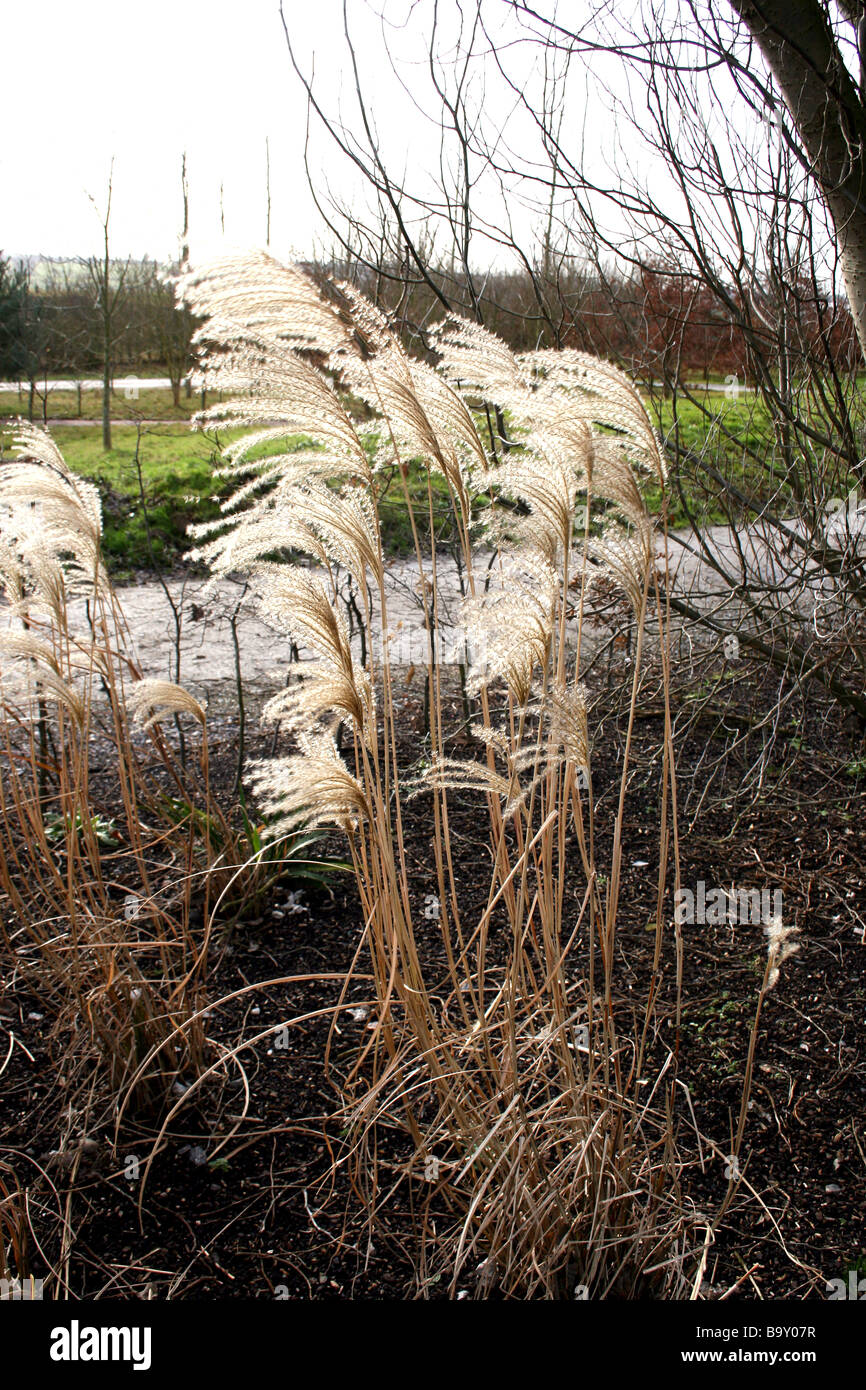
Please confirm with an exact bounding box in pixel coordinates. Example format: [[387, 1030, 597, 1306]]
[[729, 0, 866, 356]]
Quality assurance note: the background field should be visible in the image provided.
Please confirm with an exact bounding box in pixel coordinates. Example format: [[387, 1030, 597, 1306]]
[[0, 379, 850, 574]]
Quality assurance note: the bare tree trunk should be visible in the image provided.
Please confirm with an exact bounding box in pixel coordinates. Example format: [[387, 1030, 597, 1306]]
[[102, 321, 111, 450], [85, 162, 129, 452], [100, 178, 113, 451], [729, 0, 866, 357], [265, 136, 271, 247]]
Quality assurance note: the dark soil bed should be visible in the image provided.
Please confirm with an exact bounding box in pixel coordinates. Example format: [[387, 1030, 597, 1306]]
[[1, 659, 864, 1300]]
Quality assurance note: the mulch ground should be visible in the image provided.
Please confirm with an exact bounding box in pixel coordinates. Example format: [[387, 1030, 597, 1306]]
[[1, 658, 864, 1300]]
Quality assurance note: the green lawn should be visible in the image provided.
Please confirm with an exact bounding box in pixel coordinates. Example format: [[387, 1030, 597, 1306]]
[[0, 417, 445, 574], [652, 393, 775, 526], [650, 386, 865, 526], [11, 424, 231, 572], [0, 385, 202, 424]]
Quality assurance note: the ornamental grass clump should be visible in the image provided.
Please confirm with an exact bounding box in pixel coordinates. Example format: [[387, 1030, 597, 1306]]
[[0, 426, 221, 1117], [177, 251, 695, 1296]]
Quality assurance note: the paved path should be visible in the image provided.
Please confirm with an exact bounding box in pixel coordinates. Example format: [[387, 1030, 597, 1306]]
[[62, 522, 853, 696], [0, 377, 176, 392], [4, 515, 859, 702]]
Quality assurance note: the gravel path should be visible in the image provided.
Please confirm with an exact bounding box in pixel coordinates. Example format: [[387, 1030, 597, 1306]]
[[61, 529, 789, 693], [5, 518, 858, 703]]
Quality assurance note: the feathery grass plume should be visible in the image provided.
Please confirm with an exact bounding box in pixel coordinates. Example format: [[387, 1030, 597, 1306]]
[[330, 277, 492, 481], [469, 719, 542, 783], [257, 567, 372, 734], [262, 664, 374, 743], [492, 445, 587, 555], [0, 514, 67, 626], [462, 555, 558, 703], [327, 278, 395, 355], [477, 412, 594, 565], [330, 291, 486, 496], [435, 320, 666, 503], [297, 479, 383, 588], [0, 538, 25, 610], [413, 754, 527, 819], [215, 442, 340, 502], [526, 411, 593, 484], [3, 624, 115, 690], [0, 630, 61, 675], [485, 501, 561, 569], [354, 353, 471, 501], [185, 491, 320, 580], [178, 252, 354, 355], [590, 513, 655, 616], [763, 918, 802, 991], [521, 349, 667, 486], [469, 722, 512, 759], [20, 539, 72, 627], [177, 254, 370, 475], [540, 682, 590, 774], [409, 358, 490, 478], [127, 679, 206, 731], [0, 632, 84, 727], [589, 438, 650, 528], [193, 339, 369, 470], [432, 315, 530, 405], [433, 319, 664, 593], [189, 477, 381, 595], [257, 567, 352, 666], [0, 428, 108, 605], [247, 730, 370, 837], [4, 424, 103, 543]]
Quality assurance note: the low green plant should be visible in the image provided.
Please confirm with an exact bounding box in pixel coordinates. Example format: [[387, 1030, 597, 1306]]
[[43, 811, 120, 848]]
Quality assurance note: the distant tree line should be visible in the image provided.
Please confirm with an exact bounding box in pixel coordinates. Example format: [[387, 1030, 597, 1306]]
[[317, 243, 863, 392], [2, 246, 859, 428], [0, 253, 194, 424]]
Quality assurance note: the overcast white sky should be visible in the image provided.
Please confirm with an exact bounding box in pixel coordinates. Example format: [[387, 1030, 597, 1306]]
[[2, 0, 365, 261], [2, 0, 820, 281], [1, 0, 629, 265]]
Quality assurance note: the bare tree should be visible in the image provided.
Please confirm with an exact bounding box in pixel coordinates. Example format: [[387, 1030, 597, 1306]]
[[0, 257, 48, 421], [84, 162, 131, 450], [0, 254, 30, 388], [726, 0, 866, 356], [139, 262, 193, 408], [41, 262, 96, 417], [265, 136, 272, 248], [282, 0, 866, 727], [139, 154, 195, 409]]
